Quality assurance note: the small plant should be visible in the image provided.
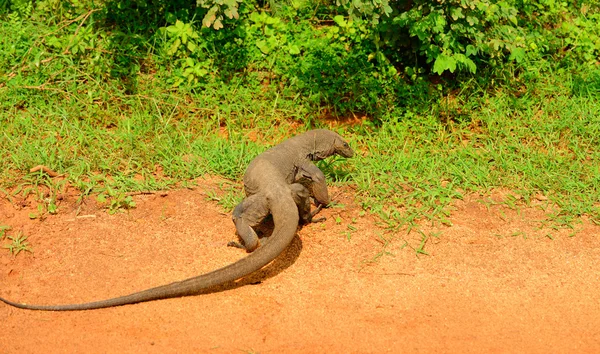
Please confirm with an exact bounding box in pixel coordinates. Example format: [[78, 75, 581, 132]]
[[335, 216, 342, 225], [3, 231, 32, 256], [6, 0, 33, 23], [247, 11, 300, 55], [205, 182, 243, 211], [28, 204, 45, 220], [159, 19, 213, 87], [197, 0, 242, 30], [345, 219, 358, 240], [28, 198, 59, 220], [360, 232, 396, 268], [414, 230, 431, 255], [47, 201, 58, 214], [97, 191, 137, 214], [0, 225, 10, 239]]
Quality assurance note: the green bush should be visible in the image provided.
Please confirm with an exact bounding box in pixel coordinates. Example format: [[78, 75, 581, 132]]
[[2, 0, 598, 123], [373, 0, 600, 75]]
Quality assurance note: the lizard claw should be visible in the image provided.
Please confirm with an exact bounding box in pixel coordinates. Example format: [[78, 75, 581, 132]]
[[227, 241, 245, 249], [227, 239, 260, 253], [310, 204, 324, 217]]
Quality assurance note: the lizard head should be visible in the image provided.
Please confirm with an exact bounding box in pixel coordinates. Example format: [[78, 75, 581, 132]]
[[295, 165, 330, 206], [332, 137, 354, 158], [307, 129, 354, 160]]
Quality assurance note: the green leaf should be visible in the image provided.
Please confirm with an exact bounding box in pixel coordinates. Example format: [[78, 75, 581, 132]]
[[289, 44, 300, 55], [509, 47, 526, 62], [383, 4, 392, 15], [256, 40, 270, 54], [249, 11, 262, 23], [490, 39, 504, 51], [203, 6, 218, 28], [461, 57, 477, 73], [48, 203, 58, 214], [466, 16, 479, 26], [451, 7, 464, 21], [167, 38, 181, 56], [166, 24, 179, 34], [333, 15, 346, 27], [432, 12, 446, 33], [47, 36, 62, 49], [214, 18, 223, 30], [466, 44, 478, 57], [433, 54, 457, 74]]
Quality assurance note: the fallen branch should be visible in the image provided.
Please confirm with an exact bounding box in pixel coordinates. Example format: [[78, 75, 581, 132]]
[[29, 165, 60, 177]]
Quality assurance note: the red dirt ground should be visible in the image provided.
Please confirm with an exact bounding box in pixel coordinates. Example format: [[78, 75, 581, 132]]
[[0, 178, 599, 353]]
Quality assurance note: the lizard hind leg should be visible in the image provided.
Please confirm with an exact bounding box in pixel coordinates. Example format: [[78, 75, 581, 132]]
[[231, 194, 270, 252]]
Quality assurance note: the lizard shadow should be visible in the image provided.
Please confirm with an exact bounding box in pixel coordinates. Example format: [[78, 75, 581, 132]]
[[196, 217, 304, 295]]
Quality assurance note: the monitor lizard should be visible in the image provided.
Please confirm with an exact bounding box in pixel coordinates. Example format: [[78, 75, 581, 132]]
[[0, 129, 353, 310]]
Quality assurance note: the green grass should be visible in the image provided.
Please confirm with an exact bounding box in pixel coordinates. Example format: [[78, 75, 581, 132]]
[[3, 69, 598, 235], [2, 65, 599, 242], [353, 71, 600, 228]]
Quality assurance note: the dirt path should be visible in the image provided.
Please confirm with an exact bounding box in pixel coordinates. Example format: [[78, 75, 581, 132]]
[[1, 179, 599, 353]]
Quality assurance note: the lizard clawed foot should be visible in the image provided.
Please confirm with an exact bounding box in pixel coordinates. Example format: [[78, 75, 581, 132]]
[[301, 204, 327, 224], [227, 241, 246, 249], [310, 204, 324, 217], [227, 237, 261, 253], [227, 240, 260, 253]]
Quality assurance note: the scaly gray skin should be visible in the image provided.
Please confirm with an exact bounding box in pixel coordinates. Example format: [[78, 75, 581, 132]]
[[232, 129, 353, 251], [0, 129, 353, 311], [249, 129, 353, 205], [226, 163, 328, 251]]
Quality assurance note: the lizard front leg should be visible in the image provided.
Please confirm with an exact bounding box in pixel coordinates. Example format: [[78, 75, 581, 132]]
[[289, 183, 326, 224]]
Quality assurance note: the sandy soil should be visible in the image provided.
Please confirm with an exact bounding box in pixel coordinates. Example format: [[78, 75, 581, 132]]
[[0, 178, 599, 353]]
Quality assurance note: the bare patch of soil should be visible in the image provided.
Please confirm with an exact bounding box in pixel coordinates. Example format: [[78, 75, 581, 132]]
[[1, 179, 599, 353]]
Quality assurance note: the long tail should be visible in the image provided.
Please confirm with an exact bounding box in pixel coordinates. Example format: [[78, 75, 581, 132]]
[[0, 198, 299, 311]]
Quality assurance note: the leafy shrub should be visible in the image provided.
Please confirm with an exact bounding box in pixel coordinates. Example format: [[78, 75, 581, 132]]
[[2, 0, 598, 125], [370, 0, 600, 75], [157, 19, 214, 87]]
